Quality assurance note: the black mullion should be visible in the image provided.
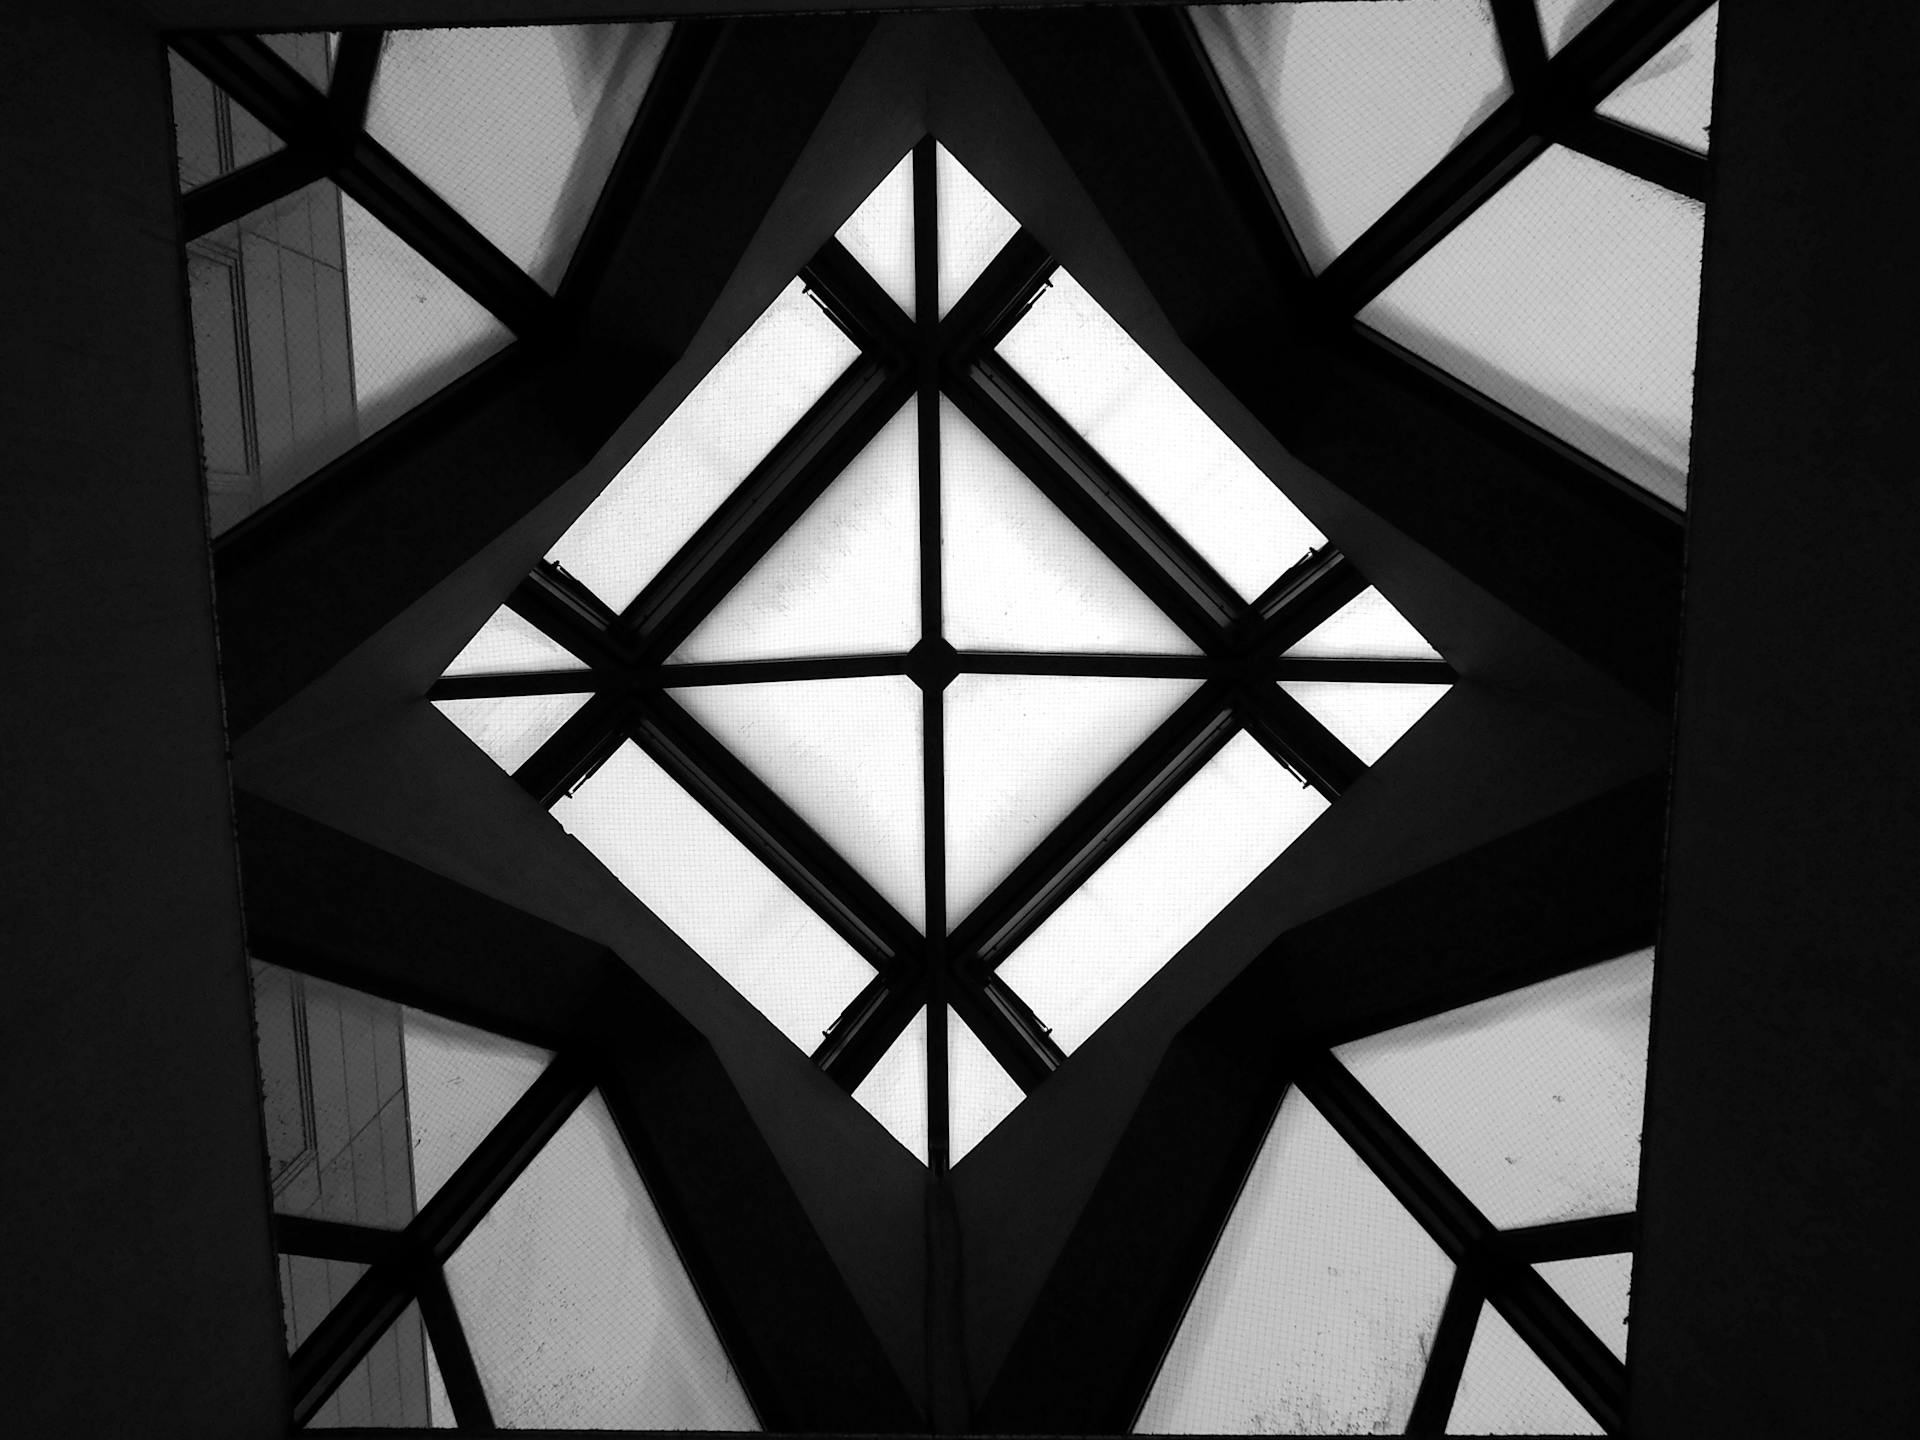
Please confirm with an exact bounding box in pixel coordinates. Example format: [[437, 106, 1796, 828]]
[[327, 29, 382, 128], [510, 691, 630, 807], [1486, 1266, 1628, 1435], [1490, 0, 1549, 96], [1234, 683, 1366, 798], [939, 227, 1056, 358], [1406, 1271, 1485, 1434], [959, 651, 1215, 680], [170, 33, 329, 143], [817, 975, 929, 1092], [273, 1215, 403, 1266], [948, 972, 1061, 1092], [1494, 1211, 1637, 1264], [1555, 112, 1710, 201], [429, 668, 605, 701], [507, 566, 636, 672], [1234, 547, 1365, 656], [181, 145, 330, 239], [415, 1266, 495, 1430], [655, 654, 911, 687], [1271, 658, 1456, 684], [804, 236, 915, 363]]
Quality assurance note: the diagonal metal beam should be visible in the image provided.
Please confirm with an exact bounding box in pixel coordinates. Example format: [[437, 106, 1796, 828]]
[[1232, 680, 1366, 798], [1233, 546, 1369, 656], [413, 1267, 493, 1430], [1494, 1212, 1637, 1264], [1406, 1270, 1485, 1434], [326, 28, 381, 128], [272, 1215, 403, 1266], [1556, 111, 1710, 201], [511, 690, 630, 807], [180, 144, 330, 239]]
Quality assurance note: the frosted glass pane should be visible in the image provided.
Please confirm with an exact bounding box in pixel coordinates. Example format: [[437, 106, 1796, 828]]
[[938, 143, 1021, 318], [1538, 0, 1616, 56], [549, 278, 859, 611], [1283, 586, 1440, 660], [1596, 5, 1718, 154], [940, 398, 1197, 655], [170, 53, 283, 191], [1448, 1304, 1602, 1434], [1138, 1091, 1454, 1435], [443, 606, 588, 677], [446, 1092, 758, 1429], [307, 1300, 432, 1429], [423, 1326, 456, 1428], [431, 692, 591, 774], [402, 1009, 553, 1204], [998, 269, 1324, 599], [553, 743, 875, 1052], [1336, 949, 1654, 1229], [279, 1254, 365, 1354], [1192, 2, 1510, 271], [837, 148, 916, 319], [998, 732, 1328, 1054], [1538, 1252, 1633, 1363], [1361, 146, 1704, 508], [671, 678, 926, 932], [1279, 681, 1451, 767], [852, 1005, 928, 1166], [262, 32, 332, 91], [672, 397, 918, 663], [944, 674, 1202, 927], [949, 1010, 1024, 1166], [366, 24, 672, 290]]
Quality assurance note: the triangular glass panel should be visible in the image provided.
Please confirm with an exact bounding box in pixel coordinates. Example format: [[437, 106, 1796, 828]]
[[950, 1010, 1025, 1166], [671, 397, 919, 663], [1537, 0, 1617, 56], [1190, 2, 1510, 271], [1279, 681, 1451, 767], [998, 732, 1327, 1055], [552, 742, 875, 1053], [940, 398, 1197, 655], [670, 677, 926, 933], [422, 1322, 458, 1428], [997, 267, 1325, 599], [366, 24, 674, 291], [937, 142, 1021, 317], [432, 692, 592, 774], [944, 674, 1202, 927], [1360, 146, 1704, 508], [836, 148, 917, 319], [278, 1253, 366, 1356], [1447, 1303, 1603, 1434], [305, 1300, 433, 1429], [444, 1091, 758, 1428], [1138, 1090, 1454, 1434], [852, 1005, 928, 1166], [1335, 948, 1655, 1229], [402, 1008, 554, 1206], [1538, 1252, 1633, 1362], [1596, 4, 1718, 154], [1284, 586, 1441, 660], [169, 51, 283, 191], [443, 606, 588, 677], [262, 32, 334, 91], [549, 276, 859, 611]]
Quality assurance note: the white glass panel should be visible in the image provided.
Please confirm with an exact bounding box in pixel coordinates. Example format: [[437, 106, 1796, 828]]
[[998, 269, 1324, 599], [1284, 586, 1440, 660], [446, 1091, 758, 1429], [1192, 2, 1510, 271], [1279, 681, 1451, 767], [937, 143, 1021, 317], [307, 1300, 433, 1429], [1336, 949, 1655, 1229], [1361, 146, 1705, 508], [672, 397, 919, 663], [1538, 1252, 1633, 1362], [366, 24, 672, 290], [670, 677, 926, 933], [1538, 0, 1616, 56], [553, 743, 874, 1053], [431, 692, 591, 774], [549, 278, 859, 611], [940, 398, 1197, 655], [401, 1009, 553, 1204], [944, 674, 1201, 927], [442, 606, 587, 677], [998, 732, 1327, 1054], [837, 148, 916, 319], [852, 1005, 928, 1166], [1448, 1303, 1602, 1434], [1596, 5, 1718, 154], [949, 1010, 1024, 1166], [1138, 1091, 1454, 1435]]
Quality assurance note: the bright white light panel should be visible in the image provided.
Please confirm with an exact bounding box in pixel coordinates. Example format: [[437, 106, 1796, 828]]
[[836, 149, 916, 318], [1447, 1303, 1602, 1434], [1537, 0, 1616, 56], [938, 144, 1021, 317], [442, 606, 587, 677], [853, 1005, 928, 1164], [431, 691, 591, 774], [1597, 4, 1718, 154], [1280, 681, 1451, 767], [1285, 586, 1440, 660], [949, 1010, 1024, 1165], [1539, 1251, 1633, 1363]]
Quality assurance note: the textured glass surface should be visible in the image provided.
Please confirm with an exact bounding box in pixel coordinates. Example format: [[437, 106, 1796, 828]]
[[1336, 949, 1655, 1229], [553, 742, 875, 1052], [446, 1091, 758, 1429], [548, 278, 859, 610], [1448, 1303, 1602, 1434], [1192, 2, 1510, 271], [1279, 681, 1451, 767], [1139, 1091, 1454, 1434], [443, 606, 588, 677], [402, 1009, 553, 1205], [938, 143, 1021, 317], [432, 692, 591, 774], [306, 1300, 432, 1429], [998, 268, 1324, 599], [169, 52, 282, 191], [262, 32, 333, 91], [998, 732, 1328, 1054], [1538, 0, 1616, 56], [1597, 4, 1718, 154], [944, 674, 1202, 927], [278, 1253, 366, 1355], [366, 24, 672, 290], [949, 1010, 1024, 1166], [837, 148, 916, 319], [940, 398, 1197, 655], [671, 678, 926, 933], [1362, 146, 1705, 508], [672, 398, 918, 663], [852, 1005, 928, 1166], [1284, 586, 1440, 660], [423, 1324, 457, 1428], [1538, 1252, 1633, 1362]]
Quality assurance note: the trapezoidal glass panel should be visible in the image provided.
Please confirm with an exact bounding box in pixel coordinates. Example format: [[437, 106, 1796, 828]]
[[366, 24, 673, 291], [1335, 948, 1655, 1229], [442, 605, 589, 678], [1447, 1303, 1603, 1434], [937, 143, 1021, 318], [169, 51, 283, 191], [852, 1005, 928, 1166], [1138, 1089, 1454, 1434], [552, 742, 875, 1053], [431, 692, 592, 775], [997, 731, 1328, 1055], [1538, 1252, 1633, 1363], [1537, 0, 1617, 55], [1279, 681, 1451, 768], [1596, 4, 1718, 154], [836, 148, 916, 319], [305, 1300, 432, 1429], [547, 277, 859, 611], [949, 1009, 1024, 1166], [1360, 145, 1705, 508], [997, 267, 1325, 599], [1283, 585, 1441, 660], [445, 1090, 759, 1429], [1191, 2, 1510, 271]]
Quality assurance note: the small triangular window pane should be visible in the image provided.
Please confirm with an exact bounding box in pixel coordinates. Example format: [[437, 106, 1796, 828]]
[[1279, 681, 1450, 767], [1284, 586, 1440, 660], [305, 1300, 434, 1429], [170, 52, 283, 191], [1447, 1303, 1603, 1434], [277, 1253, 366, 1356], [1538, 1252, 1633, 1363], [837, 148, 916, 318], [1596, 4, 1718, 154], [1537, 0, 1617, 56], [937, 143, 1021, 317], [443, 606, 588, 677], [949, 1011, 1024, 1166], [432, 692, 592, 774], [853, 1006, 928, 1165]]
